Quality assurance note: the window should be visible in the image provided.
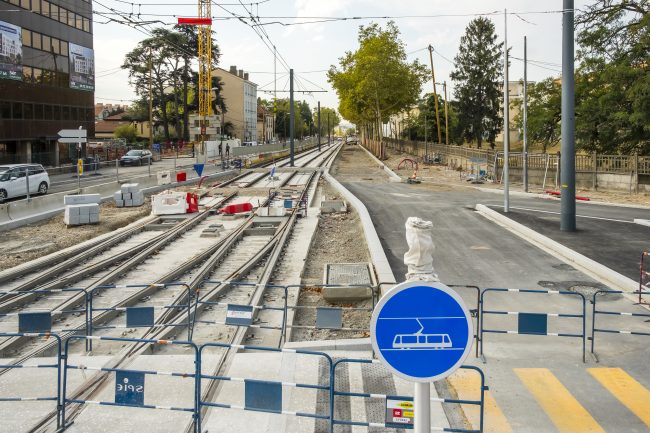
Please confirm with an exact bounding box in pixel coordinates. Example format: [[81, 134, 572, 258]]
[[0, 102, 11, 119], [22, 29, 31, 47], [34, 104, 43, 120], [42, 35, 51, 53], [20, 0, 30, 9], [60, 41, 68, 57], [50, 39, 59, 55], [22, 66, 32, 82], [32, 67, 42, 83], [23, 103, 33, 120], [82, 17, 90, 32], [32, 33, 41, 50], [12, 103, 22, 119], [75, 15, 83, 30], [44, 105, 53, 120], [62, 106, 70, 121], [41, 0, 49, 17], [49, 4, 58, 21], [53, 105, 60, 120], [31, 0, 39, 12]]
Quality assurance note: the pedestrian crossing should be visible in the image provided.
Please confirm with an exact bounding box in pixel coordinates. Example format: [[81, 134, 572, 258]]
[[449, 366, 650, 433]]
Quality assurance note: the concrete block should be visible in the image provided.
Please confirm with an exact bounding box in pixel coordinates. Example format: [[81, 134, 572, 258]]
[[121, 183, 140, 193], [63, 194, 101, 205], [88, 204, 99, 215], [113, 191, 122, 202], [115, 199, 124, 208], [89, 213, 100, 224], [322, 285, 372, 302], [79, 214, 90, 224], [122, 192, 132, 200], [64, 213, 80, 226], [320, 200, 347, 213], [65, 206, 80, 217], [125, 199, 133, 207]]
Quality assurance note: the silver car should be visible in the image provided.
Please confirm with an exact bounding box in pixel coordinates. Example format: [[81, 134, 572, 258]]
[[0, 164, 50, 203]]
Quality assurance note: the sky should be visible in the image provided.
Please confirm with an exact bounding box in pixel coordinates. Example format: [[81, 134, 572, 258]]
[[93, 0, 591, 122]]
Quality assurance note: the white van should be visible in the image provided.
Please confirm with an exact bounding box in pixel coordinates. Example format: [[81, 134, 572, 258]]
[[0, 164, 50, 203]]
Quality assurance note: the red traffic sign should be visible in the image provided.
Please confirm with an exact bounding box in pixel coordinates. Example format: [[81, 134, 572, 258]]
[[177, 17, 212, 25]]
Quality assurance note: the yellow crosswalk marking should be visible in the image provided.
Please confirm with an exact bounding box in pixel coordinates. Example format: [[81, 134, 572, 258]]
[[588, 368, 650, 427], [447, 368, 513, 433], [515, 368, 605, 433]]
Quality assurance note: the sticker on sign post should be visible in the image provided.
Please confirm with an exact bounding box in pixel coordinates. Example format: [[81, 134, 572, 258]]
[[115, 371, 145, 406], [386, 396, 414, 429], [225, 304, 254, 326], [370, 281, 473, 382]]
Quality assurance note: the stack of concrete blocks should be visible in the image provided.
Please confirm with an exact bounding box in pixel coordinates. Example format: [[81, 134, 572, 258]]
[[151, 191, 188, 215], [157, 170, 172, 185], [114, 183, 145, 207], [63, 194, 101, 226]]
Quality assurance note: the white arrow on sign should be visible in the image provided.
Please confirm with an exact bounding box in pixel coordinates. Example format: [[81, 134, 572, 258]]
[[58, 129, 87, 138]]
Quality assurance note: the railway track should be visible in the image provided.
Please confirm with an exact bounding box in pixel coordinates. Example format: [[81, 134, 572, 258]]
[[1, 144, 342, 432]]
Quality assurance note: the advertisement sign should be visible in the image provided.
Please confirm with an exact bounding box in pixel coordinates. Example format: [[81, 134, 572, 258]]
[[0, 20, 23, 81], [68, 42, 94, 91]]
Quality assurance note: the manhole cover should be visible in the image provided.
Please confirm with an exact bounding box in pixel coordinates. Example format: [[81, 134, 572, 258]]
[[325, 263, 372, 285]]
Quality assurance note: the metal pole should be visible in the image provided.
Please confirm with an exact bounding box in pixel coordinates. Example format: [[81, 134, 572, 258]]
[[523, 36, 529, 193], [149, 47, 153, 149], [443, 81, 449, 146], [414, 383, 430, 433], [317, 101, 321, 151], [328, 112, 331, 146], [115, 159, 119, 183], [561, 0, 576, 231], [289, 69, 295, 167], [503, 9, 510, 213], [427, 45, 442, 144], [424, 111, 428, 159], [25, 167, 30, 202]]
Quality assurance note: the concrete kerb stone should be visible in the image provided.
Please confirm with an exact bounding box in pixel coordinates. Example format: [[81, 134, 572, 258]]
[[323, 172, 397, 291], [284, 337, 372, 352], [475, 203, 639, 295], [633, 219, 650, 227], [357, 144, 402, 182]]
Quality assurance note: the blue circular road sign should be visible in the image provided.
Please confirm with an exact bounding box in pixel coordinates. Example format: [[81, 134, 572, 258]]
[[370, 281, 473, 382]]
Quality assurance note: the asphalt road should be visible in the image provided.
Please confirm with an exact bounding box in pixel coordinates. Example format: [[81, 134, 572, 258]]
[[337, 161, 649, 433]]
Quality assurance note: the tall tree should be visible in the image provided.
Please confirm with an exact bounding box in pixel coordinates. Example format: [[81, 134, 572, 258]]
[[328, 21, 427, 158], [450, 17, 503, 149], [575, 0, 650, 154], [513, 78, 562, 153]]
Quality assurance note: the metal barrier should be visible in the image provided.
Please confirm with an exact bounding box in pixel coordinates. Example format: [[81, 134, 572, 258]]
[[448, 284, 482, 358], [480, 288, 587, 362], [639, 251, 650, 305], [61, 335, 200, 432], [197, 342, 332, 432], [87, 283, 192, 350], [330, 358, 485, 432], [590, 290, 650, 353], [0, 332, 63, 429], [193, 281, 287, 345], [0, 288, 89, 336], [283, 284, 377, 343]]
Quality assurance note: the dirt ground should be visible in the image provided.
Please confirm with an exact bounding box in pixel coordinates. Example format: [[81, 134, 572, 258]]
[[329, 144, 389, 183], [0, 201, 152, 271], [292, 178, 373, 342], [383, 146, 650, 206]]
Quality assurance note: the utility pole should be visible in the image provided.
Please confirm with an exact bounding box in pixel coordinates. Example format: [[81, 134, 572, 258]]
[[523, 36, 529, 192], [274, 45, 277, 142], [503, 9, 510, 213], [561, 0, 576, 231], [148, 46, 153, 149], [443, 81, 449, 146], [328, 112, 331, 146], [317, 101, 321, 151], [424, 111, 428, 158], [427, 45, 442, 144], [289, 68, 295, 167]]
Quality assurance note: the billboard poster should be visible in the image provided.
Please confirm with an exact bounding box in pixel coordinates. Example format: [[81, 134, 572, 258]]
[[69, 42, 95, 91], [0, 20, 23, 81]]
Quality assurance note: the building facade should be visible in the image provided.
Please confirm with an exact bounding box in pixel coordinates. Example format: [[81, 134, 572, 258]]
[[0, 0, 94, 166], [256, 104, 274, 144], [213, 65, 257, 143]]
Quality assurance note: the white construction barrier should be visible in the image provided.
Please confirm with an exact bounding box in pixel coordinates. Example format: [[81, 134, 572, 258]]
[[157, 170, 172, 185], [151, 191, 188, 215]]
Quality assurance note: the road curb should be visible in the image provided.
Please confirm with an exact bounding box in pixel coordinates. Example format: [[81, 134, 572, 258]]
[[284, 337, 372, 352], [324, 150, 397, 290], [475, 203, 638, 293], [358, 144, 402, 181]]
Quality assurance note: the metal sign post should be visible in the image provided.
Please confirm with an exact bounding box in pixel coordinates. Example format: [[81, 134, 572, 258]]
[[370, 281, 473, 433]]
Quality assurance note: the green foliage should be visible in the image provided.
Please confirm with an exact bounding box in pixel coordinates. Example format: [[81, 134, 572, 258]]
[[397, 94, 461, 144], [114, 125, 138, 143], [314, 107, 341, 137], [328, 21, 427, 136], [273, 99, 315, 139], [450, 17, 503, 149], [513, 78, 562, 152]]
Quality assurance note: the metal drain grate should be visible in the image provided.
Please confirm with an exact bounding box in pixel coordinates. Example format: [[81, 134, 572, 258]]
[[325, 263, 372, 285]]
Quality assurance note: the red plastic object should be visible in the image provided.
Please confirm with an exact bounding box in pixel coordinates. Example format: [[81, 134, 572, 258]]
[[220, 202, 253, 215], [176, 171, 187, 182], [177, 17, 212, 25], [186, 193, 199, 213], [545, 190, 590, 201]]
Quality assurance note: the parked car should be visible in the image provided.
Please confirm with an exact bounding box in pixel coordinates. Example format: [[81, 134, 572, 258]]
[[0, 164, 50, 203], [119, 149, 153, 166]]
